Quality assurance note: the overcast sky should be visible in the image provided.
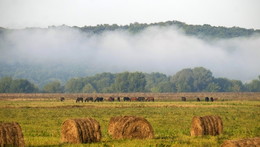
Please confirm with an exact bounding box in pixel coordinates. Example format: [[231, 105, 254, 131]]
[[0, 0, 260, 29]]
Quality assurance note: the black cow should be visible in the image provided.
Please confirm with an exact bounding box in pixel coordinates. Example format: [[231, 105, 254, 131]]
[[205, 97, 209, 102], [60, 97, 65, 102], [108, 97, 115, 102], [94, 97, 103, 102], [210, 97, 214, 102], [196, 97, 200, 102], [137, 97, 145, 101], [117, 97, 121, 102], [76, 97, 83, 103], [181, 97, 186, 101], [85, 97, 93, 102], [123, 97, 130, 101]]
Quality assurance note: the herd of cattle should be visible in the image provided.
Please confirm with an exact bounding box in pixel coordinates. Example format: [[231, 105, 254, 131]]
[[60, 96, 218, 102], [181, 97, 218, 102], [60, 96, 155, 102], [76, 97, 155, 102]]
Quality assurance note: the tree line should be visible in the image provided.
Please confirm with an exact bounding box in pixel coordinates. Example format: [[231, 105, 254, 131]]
[[76, 20, 260, 39], [0, 67, 259, 93], [2, 20, 259, 39]]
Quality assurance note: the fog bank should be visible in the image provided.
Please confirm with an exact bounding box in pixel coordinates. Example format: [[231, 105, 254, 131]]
[[0, 26, 260, 82]]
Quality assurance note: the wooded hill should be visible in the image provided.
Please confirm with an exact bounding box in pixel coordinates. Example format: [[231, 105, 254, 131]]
[[1, 20, 260, 39], [0, 20, 260, 89], [76, 20, 260, 39]]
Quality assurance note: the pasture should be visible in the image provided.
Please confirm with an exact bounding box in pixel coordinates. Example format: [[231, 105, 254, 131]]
[[0, 93, 259, 146]]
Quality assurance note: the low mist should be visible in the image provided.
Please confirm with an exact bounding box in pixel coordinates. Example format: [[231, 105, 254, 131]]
[[1, 26, 260, 82]]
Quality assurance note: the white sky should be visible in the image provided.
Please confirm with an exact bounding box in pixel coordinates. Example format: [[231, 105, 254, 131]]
[[0, 0, 260, 29]]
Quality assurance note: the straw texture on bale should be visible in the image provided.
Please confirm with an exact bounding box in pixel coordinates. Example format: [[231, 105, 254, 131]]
[[221, 137, 260, 147], [190, 115, 223, 136], [108, 116, 154, 139], [61, 118, 101, 144], [0, 122, 25, 147]]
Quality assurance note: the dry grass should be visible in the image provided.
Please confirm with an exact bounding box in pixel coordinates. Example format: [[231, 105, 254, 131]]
[[0, 122, 25, 147], [221, 137, 260, 147]]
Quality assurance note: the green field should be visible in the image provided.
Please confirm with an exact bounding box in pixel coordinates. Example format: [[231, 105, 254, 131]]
[[0, 95, 259, 147]]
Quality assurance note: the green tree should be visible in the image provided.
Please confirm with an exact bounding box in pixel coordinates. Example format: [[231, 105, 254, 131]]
[[128, 72, 146, 92], [171, 68, 194, 92], [64, 78, 84, 93], [82, 83, 96, 93], [229, 80, 244, 92], [214, 78, 232, 92], [206, 82, 221, 92], [90, 73, 115, 93], [112, 72, 129, 92], [0, 77, 13, 93], [151, 81, 175, 93], [192, 67, 214, 91], [245, 76, 260, 92], [43, 80, 63, 93], [112, 72, 146, 92], [145, 72, 169, 92], [9, 79, 38, 93]]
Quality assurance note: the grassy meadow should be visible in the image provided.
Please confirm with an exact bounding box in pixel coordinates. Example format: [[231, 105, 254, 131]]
[[0, 93, 259, 147]]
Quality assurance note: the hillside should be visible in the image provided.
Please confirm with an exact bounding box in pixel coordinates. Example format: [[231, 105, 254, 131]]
[[77, 20, 260, 39], [0, 20, 260, 87], [1, 20, 260, 38]]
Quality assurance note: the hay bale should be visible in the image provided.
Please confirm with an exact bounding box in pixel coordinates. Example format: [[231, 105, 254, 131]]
[[108, 116, 154, 139], [61, 118, 101, 144], [0, 122, 25, 147], [221, 137, 260, 147], [190, 115, 223, 136]]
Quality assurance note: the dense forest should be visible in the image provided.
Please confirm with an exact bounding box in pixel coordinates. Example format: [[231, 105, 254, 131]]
[[0, 20, 260, 89], [1, 67, 260, 93], [76, 21, 260, 39], [1, 20, 259, 38]]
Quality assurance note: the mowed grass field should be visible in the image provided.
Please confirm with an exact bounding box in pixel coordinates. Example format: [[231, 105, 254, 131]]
[[0, 93, 259, 147]]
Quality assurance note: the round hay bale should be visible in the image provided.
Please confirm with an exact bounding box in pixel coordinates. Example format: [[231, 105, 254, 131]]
[[190, 115, 223, 136], [221, 137, 260, 147], [0, 122, 25, 147], [61, 118, 101, 144], [108, 116, 154, 139]]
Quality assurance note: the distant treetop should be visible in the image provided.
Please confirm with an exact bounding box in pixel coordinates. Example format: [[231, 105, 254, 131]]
[[1, 20, 260, 39], [75, 20, 260, 39]]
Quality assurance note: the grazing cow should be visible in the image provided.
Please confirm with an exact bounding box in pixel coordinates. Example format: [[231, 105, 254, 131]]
[[131, 97, 138, 101], [108, 97, 115, 102], [85, 97, 93, 102], [210, 97, 214, 102], [76, 97, 83, 103], [60, 97, 65, 102], [205, 97, 209, 102], [181, 97, 187, 101], [117, 97, 121, 102], [196, 97, 200, 102], [146, 97, 154, 102], [94, 97, 103, 102], [137, 97, 145, 101], [123, 97, 130, 101]]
